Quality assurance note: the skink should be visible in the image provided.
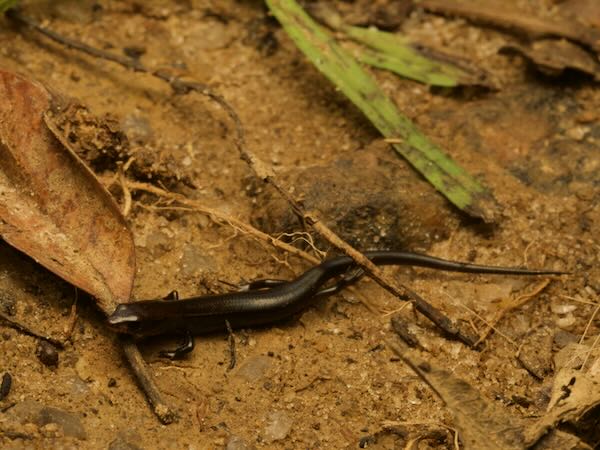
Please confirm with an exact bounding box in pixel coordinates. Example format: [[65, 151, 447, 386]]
[[108, 250, 565, 339]]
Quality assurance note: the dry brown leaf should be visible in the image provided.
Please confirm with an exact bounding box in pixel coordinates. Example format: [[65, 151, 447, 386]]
[[387, 340, 525, 450], [387, 340, 591, 450], [525, 343, 600, 447], [420, 0, 600, 54], [501, 39, 600, 80], [0, 70, 135, 315]]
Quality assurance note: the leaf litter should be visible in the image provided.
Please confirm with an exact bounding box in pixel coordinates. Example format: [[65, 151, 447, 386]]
[[387, 340, 594, 449], [1, 1, 594, 448]]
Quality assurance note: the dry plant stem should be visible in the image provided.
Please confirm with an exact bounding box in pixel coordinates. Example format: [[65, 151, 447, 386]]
[[579, 302, 600, 345], [105, 177, 320, 265], [0, 312, 65, 349], [7, 10, 246, 155], [63, 290, 78, 342], [311, 215, 476, 346], [239, 148, 477, 346], [225, 320, 236, 371], [118, 171, 132, 217], [120, 336, 178, 425], [580, 303, 600, 371], [419, 0, 600, 53], [475, 279, 550, 345], [455, 298, 518, 346]]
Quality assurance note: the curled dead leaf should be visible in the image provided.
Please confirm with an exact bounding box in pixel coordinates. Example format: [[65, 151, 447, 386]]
[[0, 70, 135, 315], [501, 39, 600, 80]]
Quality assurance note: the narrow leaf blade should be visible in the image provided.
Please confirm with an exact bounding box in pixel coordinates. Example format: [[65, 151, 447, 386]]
[[266, 0, 499, 221], [345, 25, 467, 87]]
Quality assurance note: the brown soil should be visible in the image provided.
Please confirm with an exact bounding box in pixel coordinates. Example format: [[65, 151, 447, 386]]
[[0, 1, 598, 449]]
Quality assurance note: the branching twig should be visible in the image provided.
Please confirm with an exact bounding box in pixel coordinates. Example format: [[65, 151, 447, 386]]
[[108, 177, 383, 313], [117, 170, 132, 217], [102, 177, 321, 265], [7, 9, 247, 161]]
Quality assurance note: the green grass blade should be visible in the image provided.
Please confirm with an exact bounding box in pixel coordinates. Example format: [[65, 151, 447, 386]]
[[356, 46, 459, 87], [266, 0, 498, 221], [344, 25, 467, 87], [0, 0, 18, 13]]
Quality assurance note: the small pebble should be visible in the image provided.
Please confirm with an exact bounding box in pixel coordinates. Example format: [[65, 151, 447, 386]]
[[226, 435, 252, 450], [565, 125, 588, 141], [36, 341, 59, 367], [553, 329, 578, 348], [556, 314, 576, 330], [235, 355, 271, 383], [37, 406, 87, 439], [121, 114, 153, 143], [0, 290, 16, 316], [9, 400, 86, 439], [109, 436, 143, 450], [40, 422, 60, 438], [551, 303, 577, 315], [263, 411, 293, 443], [1, 372, 12, 400]]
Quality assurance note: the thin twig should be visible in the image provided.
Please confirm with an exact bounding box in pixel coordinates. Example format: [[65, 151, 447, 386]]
[[120, 336, 178, 424], [380, 421, 460, 450], [580, 332, 600, 372], [457, 302, 518, 347], [579, 302, 600, 372], [558, 294, 599, 306], [579, 302, 600, 345], [103, 177, 320, 265], [225, 320, 236, 371], [118, 170, 132, 217], [109, 179, 382, 313], [7, 9, 247, 169], [475, 279, 550, 345], [0, 312, 65, 349], [63, 287, 78, 342]]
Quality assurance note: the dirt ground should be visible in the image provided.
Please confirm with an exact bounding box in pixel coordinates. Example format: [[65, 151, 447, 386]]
[[0, 0, 599, 449]]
